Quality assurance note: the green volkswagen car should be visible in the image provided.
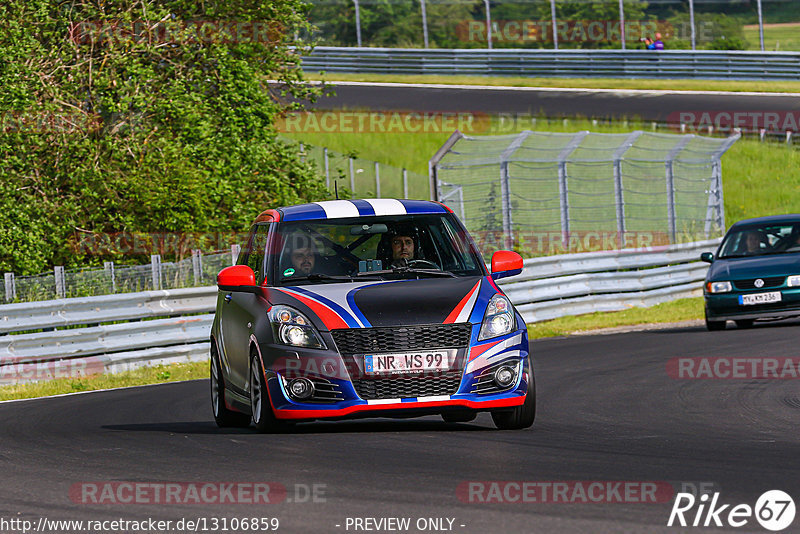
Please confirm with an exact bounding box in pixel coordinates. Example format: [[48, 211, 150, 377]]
[[702, 214, 800, 330]]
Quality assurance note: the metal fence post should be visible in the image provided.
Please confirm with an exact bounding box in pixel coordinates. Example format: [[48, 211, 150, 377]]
[[403, 169, 409, 199], [550, 0, 558, 50], [618, 0, 626, 50], [324, 147, 330, 189], [665, 135, 694, 243], [349, 157, 355, 198], [151, 255, 162, 290], [231, 244, 241, 266], [4, 272, 15, 302], [428, 130, 465, 201], [104, 261, 116, 293], [756, 0, 764, 51], [299, 143, 305, 163], [557, 131, 590, 249], [192, 250, 203, 286], [420, 0, 429, 48], [612, 131, 643, 247], [54, 266, 66, 298], [499, 131, 532, 250], [375, 161, 381, 197], [353, 0, 362, 47], [689, 0, 696, 50], [483, 0, 492, 49]]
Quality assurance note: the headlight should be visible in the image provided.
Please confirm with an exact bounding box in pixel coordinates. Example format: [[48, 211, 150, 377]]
[[787, 275, 800, 287], [268, 305, 325, 349], [706, 281, 732, 294], [478, 295, 515, 341]]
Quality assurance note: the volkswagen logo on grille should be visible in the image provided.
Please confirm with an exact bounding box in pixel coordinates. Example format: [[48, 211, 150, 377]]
[[754, 278, 765, 288]]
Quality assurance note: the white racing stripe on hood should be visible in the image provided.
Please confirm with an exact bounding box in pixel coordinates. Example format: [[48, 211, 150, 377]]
[[315, 200, 360, 219], [465, 332, 524, 374], [364, 199, 407, 216], [453, 281, 481, 324]]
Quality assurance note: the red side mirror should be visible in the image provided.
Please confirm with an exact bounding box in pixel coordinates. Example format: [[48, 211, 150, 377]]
[[491, 251, 523, 280], [217, 265, 256, 291]]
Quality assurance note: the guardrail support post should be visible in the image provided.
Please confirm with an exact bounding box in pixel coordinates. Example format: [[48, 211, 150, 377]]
[[4, 272, 15, 302], [54, 266, 66, 299], [403, 169, 409, 199], [192, 250, 203, 286], [104, 261, 116, 293], [151, 254, 162, 290]]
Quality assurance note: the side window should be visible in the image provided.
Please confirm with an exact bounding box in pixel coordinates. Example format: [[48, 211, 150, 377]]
[[247, 223, 271, 282]]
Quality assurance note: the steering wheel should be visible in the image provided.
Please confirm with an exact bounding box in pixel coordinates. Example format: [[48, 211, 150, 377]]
[[407, 259, 441, 270]]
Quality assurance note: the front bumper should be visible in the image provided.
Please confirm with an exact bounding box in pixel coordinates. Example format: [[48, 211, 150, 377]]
[[704, 286, 800, 322], [261, 326, 530, 421]]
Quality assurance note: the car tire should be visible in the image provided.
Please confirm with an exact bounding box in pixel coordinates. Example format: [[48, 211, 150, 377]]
[[441, 411, 477, 423], [210, 343, 251, 428], [705, 316, 726, 331], [491, 357, 536, 430], [250, 348, 294, 434], [735, 319, 754, 329]]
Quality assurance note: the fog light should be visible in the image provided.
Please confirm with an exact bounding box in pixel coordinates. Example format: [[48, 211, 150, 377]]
[[288, 378, 314, 400], [493, 366, 516, 387]]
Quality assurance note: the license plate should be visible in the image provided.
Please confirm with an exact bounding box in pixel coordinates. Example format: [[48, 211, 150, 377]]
[[739, 292, 782, 305], [363, 350, 455, 375]]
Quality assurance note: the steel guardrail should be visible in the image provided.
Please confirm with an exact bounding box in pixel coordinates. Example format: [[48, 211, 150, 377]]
[[301, 47, 800, 81], [0, 239, 721, 384]]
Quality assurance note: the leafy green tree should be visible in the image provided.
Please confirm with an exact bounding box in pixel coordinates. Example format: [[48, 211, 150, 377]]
[[0, 0, 328, 274]]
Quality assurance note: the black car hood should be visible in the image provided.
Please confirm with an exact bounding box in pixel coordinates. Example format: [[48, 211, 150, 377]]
[[270, 277, 484, 329], [708, 253, 800, 280]]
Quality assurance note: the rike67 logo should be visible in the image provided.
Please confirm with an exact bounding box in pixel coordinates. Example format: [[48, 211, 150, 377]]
[[668, 490, 795, 531]]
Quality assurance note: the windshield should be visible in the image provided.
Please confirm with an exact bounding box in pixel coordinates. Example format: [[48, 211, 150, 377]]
[[270, 214, 486, 285], [718, 223, 800, 258]]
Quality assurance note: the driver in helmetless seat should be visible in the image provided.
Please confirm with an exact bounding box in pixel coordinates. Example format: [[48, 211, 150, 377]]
[[390, 233, 415, 267]]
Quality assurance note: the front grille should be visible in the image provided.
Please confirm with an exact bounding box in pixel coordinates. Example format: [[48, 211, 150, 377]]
[[470, 358, 520, 395], [331, 323, 472, 354], [351, 374, 462, 400], [309, 377, 344, 403], [733, 277, 785, 290]]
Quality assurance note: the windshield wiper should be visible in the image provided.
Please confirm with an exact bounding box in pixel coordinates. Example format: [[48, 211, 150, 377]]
[[356, 267, 456, 278]]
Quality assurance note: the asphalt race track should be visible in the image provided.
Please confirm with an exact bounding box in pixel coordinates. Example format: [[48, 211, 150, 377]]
[[306, 82, 800, 123], [2, 323, 799, 533]]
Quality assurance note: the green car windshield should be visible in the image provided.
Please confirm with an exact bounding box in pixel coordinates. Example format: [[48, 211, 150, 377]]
[[272, 214, 486, 285], [718, 223, 800, 258]]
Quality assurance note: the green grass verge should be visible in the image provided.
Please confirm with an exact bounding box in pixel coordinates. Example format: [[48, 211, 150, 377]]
[[307, 73, 800, 94], [527, 297, 704, 339], [744, 23, 800, 51], [0, 361, 208, 402]]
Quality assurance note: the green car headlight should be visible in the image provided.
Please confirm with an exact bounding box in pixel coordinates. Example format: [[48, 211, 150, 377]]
[[706, 281, 732, 294], [787, 275, 800, 287]]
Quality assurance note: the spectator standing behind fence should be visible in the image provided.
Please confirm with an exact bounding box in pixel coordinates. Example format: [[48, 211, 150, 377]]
[[653, 32, 665, 50]]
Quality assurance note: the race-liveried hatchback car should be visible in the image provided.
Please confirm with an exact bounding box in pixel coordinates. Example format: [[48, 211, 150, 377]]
[[210, 199, 534, 432], [702, 214, 800, 330]]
